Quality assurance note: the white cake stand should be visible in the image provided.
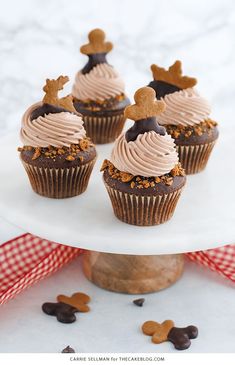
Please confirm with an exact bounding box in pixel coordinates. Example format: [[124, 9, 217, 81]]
[[0, 131, 234, 293]]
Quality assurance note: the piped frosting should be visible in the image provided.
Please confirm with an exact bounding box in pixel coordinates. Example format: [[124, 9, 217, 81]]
[[72, 63, 125, 101], [111, 131, 178, 177], [157, 88, 211, 127], [20, 102, 86, 148]]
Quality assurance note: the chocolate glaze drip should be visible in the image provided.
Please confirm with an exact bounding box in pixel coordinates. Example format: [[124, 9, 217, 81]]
[[81, 53, 108, 74], [125, 117, 166, 142], [30, 103, 73, 121], [148, 80, 181, 99]]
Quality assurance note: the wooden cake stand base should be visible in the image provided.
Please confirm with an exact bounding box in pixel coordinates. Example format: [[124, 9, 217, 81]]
[[82, 251, 184, 294]]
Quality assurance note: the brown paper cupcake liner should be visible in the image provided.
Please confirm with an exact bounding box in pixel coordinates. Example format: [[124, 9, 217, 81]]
[[82, 113, 126, 144], [104, 184, 184, 226], [177, 141, 217, 175], [21, 159, 96, 198]]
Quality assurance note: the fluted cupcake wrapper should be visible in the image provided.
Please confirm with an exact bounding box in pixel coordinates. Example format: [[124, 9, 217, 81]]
[[82, 112, 126, 144], [104, 184, 184, 226], [21, 159, 96, 199], [177, 141, 217, 175]]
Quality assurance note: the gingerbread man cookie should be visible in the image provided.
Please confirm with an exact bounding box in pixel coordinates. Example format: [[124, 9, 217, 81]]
[[80, 28, 113, 55], [142, 320, 198, 350]]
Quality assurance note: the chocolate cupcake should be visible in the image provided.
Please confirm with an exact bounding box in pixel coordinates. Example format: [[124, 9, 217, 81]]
[[148, 61, 219, 174], [18, 76, 97, 199], [72, 28, 130, 144], [101, 87, 186, 226]]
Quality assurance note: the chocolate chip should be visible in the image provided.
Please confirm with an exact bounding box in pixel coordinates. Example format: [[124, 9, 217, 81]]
[[42, 302, 78, 324], [133, 298, 145, 307], [61, 346, 75, 353], [167, 325, 198, 350]]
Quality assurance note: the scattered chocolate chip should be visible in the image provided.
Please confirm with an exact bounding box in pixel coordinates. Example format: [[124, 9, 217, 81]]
[[133, 298, 145, 307], [61, 346, 75, 353], [42, 302, 78, 324]]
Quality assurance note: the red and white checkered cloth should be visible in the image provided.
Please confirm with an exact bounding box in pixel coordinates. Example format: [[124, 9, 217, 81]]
[[0, 234, 234, 305], [0, 234, 81, 305], [186, 245, 235, 282]]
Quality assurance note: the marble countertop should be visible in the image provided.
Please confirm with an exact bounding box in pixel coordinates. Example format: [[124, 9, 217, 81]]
[[0, 0, 235, 354], [0, 0, 235, 136]]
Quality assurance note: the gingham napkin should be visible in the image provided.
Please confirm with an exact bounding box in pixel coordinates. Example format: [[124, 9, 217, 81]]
[[0, 234, 234, 305], [186, 246, 235, 282], [0, 234, 81, 305]]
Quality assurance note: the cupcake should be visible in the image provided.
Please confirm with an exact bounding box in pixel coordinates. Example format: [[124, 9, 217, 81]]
[[72, 28, 130, 144], [18, 76, 97, 199], [101, 87, 186, 226], [148, 60, 219, 174]]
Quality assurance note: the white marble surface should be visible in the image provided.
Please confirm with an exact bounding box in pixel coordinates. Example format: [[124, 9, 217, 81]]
[[0, 0, 235, 354], [0, 0, 235, 136]]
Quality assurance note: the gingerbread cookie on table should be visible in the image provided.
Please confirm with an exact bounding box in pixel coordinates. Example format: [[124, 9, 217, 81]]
[[42, 292, 91, 324], [72, 28, 130, 144], [148, 60, 219, 174], [142, 319, 198, 350]]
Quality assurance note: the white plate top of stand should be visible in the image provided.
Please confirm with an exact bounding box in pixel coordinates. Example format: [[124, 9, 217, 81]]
[[0, 130, 234, 255]]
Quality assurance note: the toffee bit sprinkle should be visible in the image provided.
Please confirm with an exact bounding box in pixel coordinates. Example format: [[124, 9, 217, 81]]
[[101, 160, 185, 189], [165, 177, 173, 186], [119, 172, 134, 182], [66, 155, 75, 161], [79, 139, 89, 151], [32, 147, 41, 160], [57, 148, 65, 155], [166, 119, 217, 139], [100, 159, 109, 172], [170, 163, 185, 177], [18, 138, 93, 161], [74, 94, 126, 111]]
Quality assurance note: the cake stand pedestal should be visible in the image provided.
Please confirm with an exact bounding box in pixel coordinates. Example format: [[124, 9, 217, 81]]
[[0, 133, 234, 294], [83, 251, 184, 294]]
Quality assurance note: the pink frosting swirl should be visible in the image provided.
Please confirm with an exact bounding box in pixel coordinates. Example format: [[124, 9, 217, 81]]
[[157, 88, 211, 126], [111, 131, 178, 177], [72, 63, 125, 101], [20, 102, 86, 148]]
